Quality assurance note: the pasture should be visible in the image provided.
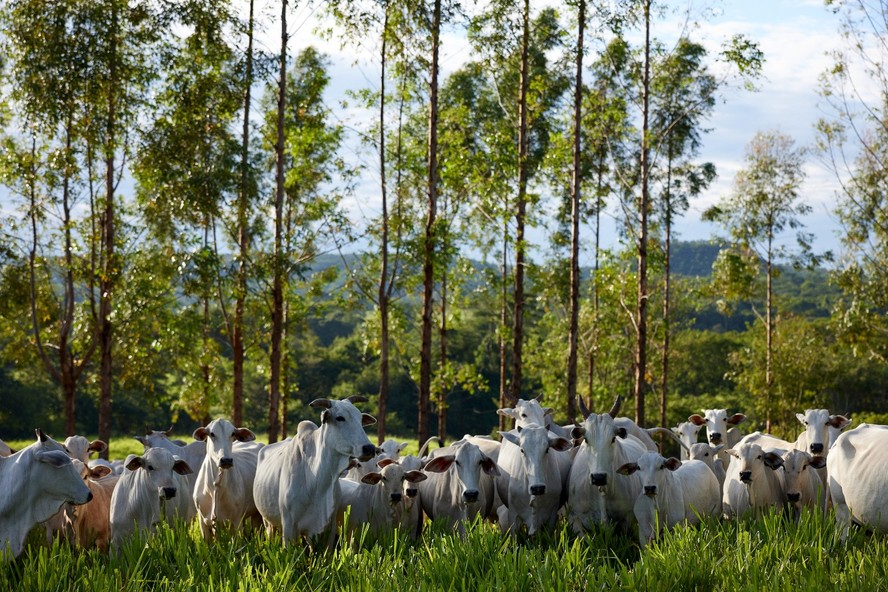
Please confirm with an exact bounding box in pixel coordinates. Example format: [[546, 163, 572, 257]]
[[3, 507, 887, 591]]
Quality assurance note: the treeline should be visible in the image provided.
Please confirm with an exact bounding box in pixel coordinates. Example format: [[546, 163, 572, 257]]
[[1, 1, 886, 449]]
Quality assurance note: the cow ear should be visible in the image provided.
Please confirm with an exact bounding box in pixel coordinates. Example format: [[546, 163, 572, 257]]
[[499, 431, 520, 447], [193, 427, 209, 442], [727, 414, 746, 426], [796, 413, 807, 424], [830, 415, 852, 430], [549, 437, 572, 452], [664, 457, 682, 471], [616, 462, 638, 476], [405, 470, 427, 483], [134, 436, 148, 447], [234, 428, 256, 442], [361, 413, 377, 427], [89, 465, 113, 479], [310, 398, 332, 409], [809, 456, 827, 470], [88, 440, 108, 454], [615, 427, 628, 439], [712, 444, 724, 454], [377, 458, 396, 469], [763, 452, 784, 470], [397, 442, 409, 453], [125, 455, 145, 471], [361, 472, 383, 485], [480, 456, 500, 477], [571, 426, 586, 440], [497, 409, 518, 420], [725, 448, 738, 458], [543, 407, 554, 417], [688, 414, 706, 427], [173, 459, 193, 475], [38, 450, 72, 468], [423, 455, 455, 473]]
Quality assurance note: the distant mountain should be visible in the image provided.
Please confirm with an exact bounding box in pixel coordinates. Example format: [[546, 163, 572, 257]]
[[670, 240, 722, 277]]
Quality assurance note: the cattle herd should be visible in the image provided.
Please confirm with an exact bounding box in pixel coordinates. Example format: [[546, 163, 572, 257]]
[[1, 394, 884, 560]]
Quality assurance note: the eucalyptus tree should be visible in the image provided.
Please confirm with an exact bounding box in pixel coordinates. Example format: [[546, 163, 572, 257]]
[[704, 130, 812, 431], [133, 0, 242, 423], [817, 0, 888, 363]]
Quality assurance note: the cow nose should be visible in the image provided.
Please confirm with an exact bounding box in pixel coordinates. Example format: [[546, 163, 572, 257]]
[[810, 443, 824, 455], [787, 492, 801, 503], [85, 491, 94, 503], [590, 473, 607, 487], [739, 471, 752, 483], [162, 487, 177, 499], [463, 489, 479, 503], [406, 488, 418, 498], [709, 432, 722, 444], [219, 457, 233, 469], [644, 485, 657, 496], [530, 484, 546, 496], [360, 444, 376, 461]]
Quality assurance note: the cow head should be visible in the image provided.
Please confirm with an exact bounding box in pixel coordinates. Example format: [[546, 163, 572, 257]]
[[497, 398, 555, 431], [423, 441, 499, 506], [617, 452, 682, 497], [193, 418, 255, 471], [362, 459, 427, 505], [688, 443, 724, 469], [781, 449, 826, 504], [796, 409, 851, 456], [571, 397, 628, 488], [689, 409, 746, 446], [125, 447, 192, 500], [500, 424, 571, 498], [726, 443, 782, 484], [63, 436, 108, 463], [31, 434, 93, 507], [310, 397, 376, 462], [672, 422, 702, 452]]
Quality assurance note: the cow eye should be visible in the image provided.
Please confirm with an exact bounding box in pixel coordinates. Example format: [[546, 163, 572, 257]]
[[521, 413, 527, 418], [520, 449, 525, 455], [210, 432, 217, 439], [336, 416, 346, 422], [147, 465, 155, 471]]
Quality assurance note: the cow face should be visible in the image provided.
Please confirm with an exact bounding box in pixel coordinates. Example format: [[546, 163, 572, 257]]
[[423, 441, 499, 506], [796, 409, 851, 456], [33, 444, 93, 506], [63, 436, 108, 463], [310, 398, 376, 461], [572, 413, 628, 488], [688, 443, 723, 469], [726, 443, 783, 484], [500, 424, 571, 497], [497, 399, 554, 431], [363, 459, 427, 505], [125, 447, 192, 500], [672, 422, 702, 451], [689, 409, 746, 446], [781, 449, 826, 504], [617, 452, 681, 497], [193, 418, 255, 471]]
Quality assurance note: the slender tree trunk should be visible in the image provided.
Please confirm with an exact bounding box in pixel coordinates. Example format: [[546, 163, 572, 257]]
[[510, 0, 531, 401], [567, 0, 585, 420], [269, 0, 287, 443], [232, 0, 255, 427], [98, 8, 119, 457], [499, 223, 509, 432], [588, 169, 603, 414], [660, 150, 674, 430], [377, 7, 390, 444], [418, 0, 441, 445], [766, 235, 773, 432], [438, 272, 448, 441], [633, 0, 652, 427]]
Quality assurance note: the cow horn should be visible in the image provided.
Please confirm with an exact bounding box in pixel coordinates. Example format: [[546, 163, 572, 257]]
[[144, 425, 153, 435], [165, 425, 174, 436], [36, 428, 48, 443], [533, 392, 544, 402], [577, 395, 590, 418], [346, 395, 368, 404], [504, 390, 519, 403], [607, 395, 622, 419], [310, 398, 332, 409]]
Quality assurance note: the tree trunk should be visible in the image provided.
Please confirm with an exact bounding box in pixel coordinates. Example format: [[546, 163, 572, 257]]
[[633, 0, 652, 427], [499, 222, 509, 432], [232, 0, 255, 427], [418, 0, 441, 445], [567, 0, 585, 421], [268, 0, 287, 443], [377, 7, 390, 444], [766, 235, 773, 432], [510, 0, 531, 401], [438, 272, 448, 442], [660, 149, 674, 430]]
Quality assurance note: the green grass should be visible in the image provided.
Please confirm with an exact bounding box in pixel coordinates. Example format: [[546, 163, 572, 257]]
[[3, 509, 887, 591]]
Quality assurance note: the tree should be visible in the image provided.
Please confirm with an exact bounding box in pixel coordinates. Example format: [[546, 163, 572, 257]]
[[704, 130, 812, 430]]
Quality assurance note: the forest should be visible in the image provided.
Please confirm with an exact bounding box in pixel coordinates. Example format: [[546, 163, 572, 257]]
[[1, 0, 887, 452]]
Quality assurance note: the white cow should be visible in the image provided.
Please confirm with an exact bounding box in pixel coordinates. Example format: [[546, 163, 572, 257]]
[[496, 424, 573, 536], [688, 442, 726, 499], [64, 436, 107, 463], [497, 396, 571, 439], [345, 439, 408, 481], [253, 397, 376, 544], [109, 447, 194, 549], [135, 427, 206, 495], [192, 419, 264, 540], [339, 458, 426, 537], [396, 454, 426, 539], [780, 449, 827, 517], [722, 442, 785, 519], [70, 460, 119, 552], [617, 453, 720, 548], [689, 409, 746, 470], [567, 396, 647, 533], [828, 423, 888, 536], [0, 430, 93, 559], [418, 439, 500, 535], [672, 422, 702, 461]]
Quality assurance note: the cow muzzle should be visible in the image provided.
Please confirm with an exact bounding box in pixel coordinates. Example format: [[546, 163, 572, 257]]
[[463, 489, 480, 504], [644, 485, 657, 497], [219, 457, 233, 469], [161, 487, 177, 499], [530, 484, 546, 496], [787, 492, 801, 503], [709, 432, 723, 444], [390, 492, 402, 504], [739, 471, 752, 483], [358, 444, 376, 462], [406, 487, 418, 498], [810, 443, 824, 455], [590, 473, 607, 487]]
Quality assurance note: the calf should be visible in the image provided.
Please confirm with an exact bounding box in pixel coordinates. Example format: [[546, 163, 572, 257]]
[[192, 419, 264, 540], [418, 439, 500, 535], [339, 459, 426, 537], [64, 436, 108, 463], [688, 442, 726, 506], [779, 449, 827, 517], [136, 427, 206, 497], [722, 442, 785, 519], [0, 430, 92, 559], [70, 460, 119, 552], [617, 453, 720, 548], [109, 447, 194, 549], [253, 397, 376, 544], [496, 424, 572, 535]]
